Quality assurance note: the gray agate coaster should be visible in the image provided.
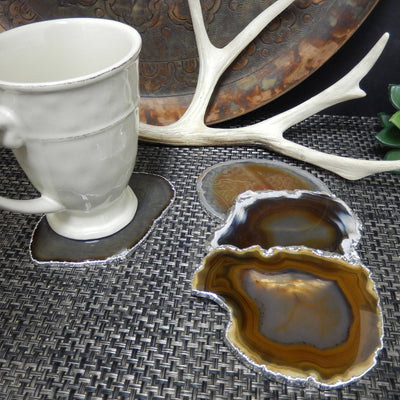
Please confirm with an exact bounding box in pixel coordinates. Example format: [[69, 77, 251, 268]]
[[30, 172, 174, 264], [197, 159, 330, 219]]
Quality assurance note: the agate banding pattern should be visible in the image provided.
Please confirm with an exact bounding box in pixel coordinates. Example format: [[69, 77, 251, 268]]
[[193, 247, 383, 387], [210, 190, 361, 257]]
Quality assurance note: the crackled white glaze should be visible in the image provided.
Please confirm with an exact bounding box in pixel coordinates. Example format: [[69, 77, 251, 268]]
[[0, 19, 141, 240]]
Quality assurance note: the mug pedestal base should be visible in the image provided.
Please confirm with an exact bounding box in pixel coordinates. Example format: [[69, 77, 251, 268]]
[[46, 187, 138, 240]]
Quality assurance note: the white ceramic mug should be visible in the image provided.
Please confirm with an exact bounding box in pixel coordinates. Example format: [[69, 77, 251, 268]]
[[0, 18, 142, 240]]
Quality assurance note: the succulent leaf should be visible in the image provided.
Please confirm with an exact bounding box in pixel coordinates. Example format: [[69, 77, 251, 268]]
[[378, 112, 393, 128], [389, 110, 400, 130], [389, 84, 400, 110], [375, 125, 400, 148]]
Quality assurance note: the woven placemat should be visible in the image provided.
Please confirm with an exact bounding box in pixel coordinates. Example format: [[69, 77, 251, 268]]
[[0, 115, 399, 399]]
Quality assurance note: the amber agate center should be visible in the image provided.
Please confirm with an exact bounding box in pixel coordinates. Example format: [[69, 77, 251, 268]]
[[244, 269, 352, 350]]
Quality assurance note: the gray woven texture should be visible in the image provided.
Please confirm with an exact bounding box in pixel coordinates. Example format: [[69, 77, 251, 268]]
[[0, 115, 399, 399]]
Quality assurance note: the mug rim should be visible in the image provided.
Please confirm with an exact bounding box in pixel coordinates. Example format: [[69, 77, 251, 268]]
[[0, 18, 142, 92]]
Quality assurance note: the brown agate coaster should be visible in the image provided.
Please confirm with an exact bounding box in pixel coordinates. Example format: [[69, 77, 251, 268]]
[[210, 190, 362, 257], [192, 246, 383, 388], [30, 173, 174, 264], [197, 159, 330, 219]]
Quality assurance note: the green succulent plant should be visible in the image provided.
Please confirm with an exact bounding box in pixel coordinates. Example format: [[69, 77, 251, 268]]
[[375, 84, 400, 171]]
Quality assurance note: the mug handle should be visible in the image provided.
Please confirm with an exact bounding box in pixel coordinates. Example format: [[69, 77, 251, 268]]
[[0, 106, 65, 214]]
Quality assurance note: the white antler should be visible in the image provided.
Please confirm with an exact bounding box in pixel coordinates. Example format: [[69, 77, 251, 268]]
[[140, 0, 400, 180]]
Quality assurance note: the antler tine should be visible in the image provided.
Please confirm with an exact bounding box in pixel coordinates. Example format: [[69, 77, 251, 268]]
[[223, 0, 297, 65], [141, 0, 296, 129], [188, 0, 297, 72], [252, 33, 389, 135], [191, 0, 296, 115], [266, 136, 400, 180]]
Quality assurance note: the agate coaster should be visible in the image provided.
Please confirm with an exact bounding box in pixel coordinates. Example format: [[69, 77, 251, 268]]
[[197, 159, 330, 219], [210, 190, 362, 257], [193, 246, 383, 388], [30, 173, 174, 264]]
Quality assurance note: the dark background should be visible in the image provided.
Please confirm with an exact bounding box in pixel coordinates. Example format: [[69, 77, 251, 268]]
[[247, 0, 400, 119]]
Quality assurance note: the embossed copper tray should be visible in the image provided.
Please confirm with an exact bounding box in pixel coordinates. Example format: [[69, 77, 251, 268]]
[[0, 0, 379, 125]]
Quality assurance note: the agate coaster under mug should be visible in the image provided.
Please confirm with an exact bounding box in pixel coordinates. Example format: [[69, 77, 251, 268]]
[[31, 173, 174, 265]]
